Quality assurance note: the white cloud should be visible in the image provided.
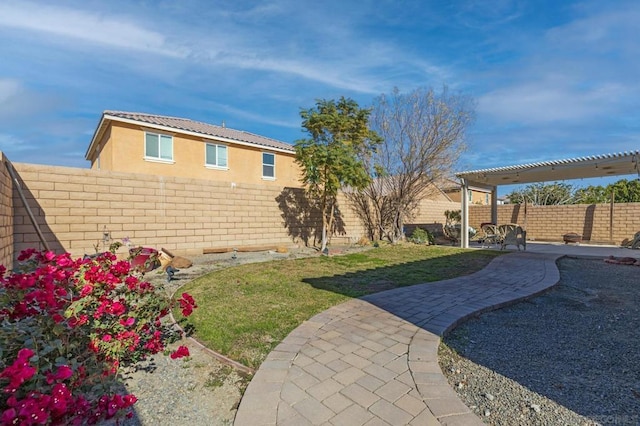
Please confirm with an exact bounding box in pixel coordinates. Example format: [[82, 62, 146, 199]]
[[0, 78, 61, 124], [0, 1, 186, 57], [479, 81, 627, 124], [0, 79, 21, 102], [475, 0, 640, 126], [0, 0, 450, 95], [0, 133, 35, 152]]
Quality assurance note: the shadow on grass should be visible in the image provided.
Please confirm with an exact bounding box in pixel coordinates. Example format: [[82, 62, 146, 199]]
[[302, 248, 502, 298]]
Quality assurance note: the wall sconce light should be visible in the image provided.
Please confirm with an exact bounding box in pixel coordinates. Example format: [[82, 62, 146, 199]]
[[102, 226, 111, 244]]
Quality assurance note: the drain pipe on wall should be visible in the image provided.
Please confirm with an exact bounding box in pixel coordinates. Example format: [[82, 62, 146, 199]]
[[5, 159, 50, 251]]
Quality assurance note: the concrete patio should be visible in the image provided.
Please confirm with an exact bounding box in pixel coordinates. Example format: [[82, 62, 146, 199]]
[[234, 243, 640, 425]]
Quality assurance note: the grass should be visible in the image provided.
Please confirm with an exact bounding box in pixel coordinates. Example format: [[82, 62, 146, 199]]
[[175, 244, 503, 369]]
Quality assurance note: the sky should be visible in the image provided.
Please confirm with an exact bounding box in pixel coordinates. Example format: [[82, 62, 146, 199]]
[[1, 0, 639, 194]]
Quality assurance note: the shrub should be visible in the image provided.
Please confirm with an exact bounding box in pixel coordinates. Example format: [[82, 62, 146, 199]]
[[409, 228, 434, 245], [0, 248, 197, 425]]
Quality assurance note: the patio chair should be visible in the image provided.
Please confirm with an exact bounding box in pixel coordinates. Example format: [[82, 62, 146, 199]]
[[470, 223, 498, 247], [481, 223, 500, 247], [498, 224, 526, 251], [622, 231, 640, 249]]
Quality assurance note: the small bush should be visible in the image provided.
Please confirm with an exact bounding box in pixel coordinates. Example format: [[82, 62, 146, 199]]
[[409, 228, 434, 245], [356, 235, 370, 246], [0, 248, 198, 424]]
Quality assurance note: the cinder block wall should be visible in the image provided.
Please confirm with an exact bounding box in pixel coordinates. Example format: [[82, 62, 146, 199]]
[[13, 159, 640, 262], [10, 162, 460, 260], [12, 163, 331, 258], [0, 153, 14, 270], [468, 203, 640, 244]]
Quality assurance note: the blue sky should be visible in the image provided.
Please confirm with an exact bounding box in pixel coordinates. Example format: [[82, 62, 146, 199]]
[[1, 0, 639, 193]]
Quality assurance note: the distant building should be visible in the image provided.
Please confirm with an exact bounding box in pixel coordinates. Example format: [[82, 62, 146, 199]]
[[85, 111, 300, 187], [440, 178, 493, 205]]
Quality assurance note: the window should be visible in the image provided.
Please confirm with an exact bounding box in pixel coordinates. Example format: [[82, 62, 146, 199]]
[[205, 143, 228, 168], [485, 193, 490, 205], [145, 132, 173, 162], [262, 152, 275, 179]]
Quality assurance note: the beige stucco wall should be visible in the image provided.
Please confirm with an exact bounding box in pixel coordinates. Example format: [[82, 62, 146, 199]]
[[446, 188, 491, 205], [92, 122, 301, 187]]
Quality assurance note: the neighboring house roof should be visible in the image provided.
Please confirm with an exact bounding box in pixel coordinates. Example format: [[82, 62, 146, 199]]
[[342, 175, 453, 201], [85, 110, 295, 160]]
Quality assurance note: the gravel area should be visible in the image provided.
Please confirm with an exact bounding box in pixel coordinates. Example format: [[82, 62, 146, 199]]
[[105, 246, 356, 425], [439, 257, 640, 426]]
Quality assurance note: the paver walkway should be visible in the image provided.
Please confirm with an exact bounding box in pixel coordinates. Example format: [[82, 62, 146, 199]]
[[234, 251, 562, 425]]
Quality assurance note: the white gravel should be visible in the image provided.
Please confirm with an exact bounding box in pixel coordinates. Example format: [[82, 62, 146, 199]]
[[439, 257, 640, 426]]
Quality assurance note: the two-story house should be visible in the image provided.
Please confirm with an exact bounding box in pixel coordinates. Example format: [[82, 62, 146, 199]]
[[85, 111, 300, 186]]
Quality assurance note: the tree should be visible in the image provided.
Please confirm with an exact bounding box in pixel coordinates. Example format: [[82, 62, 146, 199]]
[[574, 179, 640, 203], [573, 184, 609, 204], [506, 182, 575, 205], [608, 179, 640, 202], [294, 97, 380, 252], [347, 86, 474, 242]]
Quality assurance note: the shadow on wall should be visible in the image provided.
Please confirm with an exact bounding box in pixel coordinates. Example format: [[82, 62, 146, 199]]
[[582, 204, 595, 242], [12, 168, 64, 258], [510, 204, 521, 224], [275, 187, 347, 247]]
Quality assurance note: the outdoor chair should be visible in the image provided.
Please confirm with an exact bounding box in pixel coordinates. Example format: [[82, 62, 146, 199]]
[[622, 231, 640, 249], [470, 223, 499, 247], [484, 224, 500, 246], [498, 224, 526, 251]]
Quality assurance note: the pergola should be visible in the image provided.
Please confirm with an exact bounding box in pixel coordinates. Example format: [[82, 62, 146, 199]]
[[455, 150, 640, 248]]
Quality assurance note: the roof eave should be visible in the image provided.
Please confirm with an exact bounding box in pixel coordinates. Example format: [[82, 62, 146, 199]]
[[85, 113, 109, 161], [102, 114, 295, 155]]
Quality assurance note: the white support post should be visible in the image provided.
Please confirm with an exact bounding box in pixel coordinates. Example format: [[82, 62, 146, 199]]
[[491, 186, 498, 225], [461, 179, 469, 248]]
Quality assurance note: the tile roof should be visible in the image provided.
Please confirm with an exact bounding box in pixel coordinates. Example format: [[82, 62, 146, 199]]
[[103, 110, 295, 153]]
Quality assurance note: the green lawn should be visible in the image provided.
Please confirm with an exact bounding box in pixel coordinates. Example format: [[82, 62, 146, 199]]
[[175, 245, 503, 368]]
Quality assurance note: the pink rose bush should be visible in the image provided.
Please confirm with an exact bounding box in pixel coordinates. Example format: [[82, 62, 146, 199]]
[[0, 248, 197, 425]]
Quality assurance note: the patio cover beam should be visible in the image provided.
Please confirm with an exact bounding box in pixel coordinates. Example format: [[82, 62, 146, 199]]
[[455, 150, 640, 248]]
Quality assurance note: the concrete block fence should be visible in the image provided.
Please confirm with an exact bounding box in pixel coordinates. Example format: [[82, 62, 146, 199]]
[[0, 153, 13, 270], [0, 153, 459, 263], [2, 151, 638, 265], [468, 202, 640, 245]]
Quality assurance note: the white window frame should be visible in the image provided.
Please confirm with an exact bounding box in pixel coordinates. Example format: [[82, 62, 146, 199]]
[[144, 131, 174, 163], [204, 142, 228, 170], [262, 152, 276, 180]]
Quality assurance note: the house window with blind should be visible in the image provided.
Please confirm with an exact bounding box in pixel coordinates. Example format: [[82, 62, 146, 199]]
[[144, 132, 174, 162], [262, 152, 275, 179], [205, 143, 228, 169]]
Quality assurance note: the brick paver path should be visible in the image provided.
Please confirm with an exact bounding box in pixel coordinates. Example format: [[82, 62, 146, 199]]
[[235, 252, 561, 425]]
